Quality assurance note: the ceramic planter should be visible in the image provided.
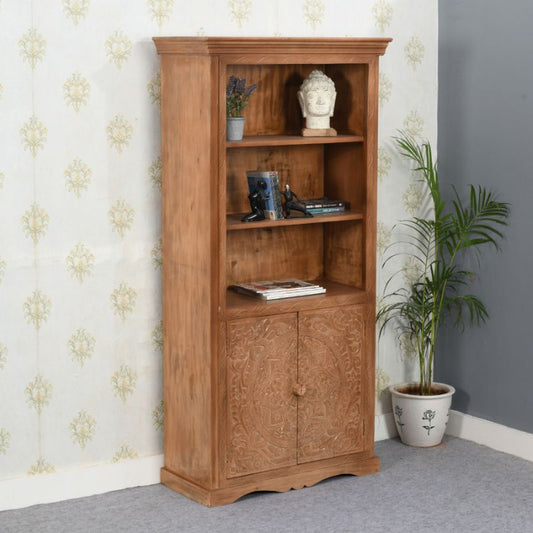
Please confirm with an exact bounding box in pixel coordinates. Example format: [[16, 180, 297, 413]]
[[390, 382, 455, 447], [226, 116, 245, 141]]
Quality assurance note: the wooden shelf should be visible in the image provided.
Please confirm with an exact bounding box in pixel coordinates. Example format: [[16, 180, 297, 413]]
[[226, 134, 364, 148], [227, 209, 364, 230], [226, 280, 368, 319]]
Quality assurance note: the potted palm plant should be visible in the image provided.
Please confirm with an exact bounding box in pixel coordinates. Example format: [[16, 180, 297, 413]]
[[377, 133, 510, 447], [226, 75, 257, 141]]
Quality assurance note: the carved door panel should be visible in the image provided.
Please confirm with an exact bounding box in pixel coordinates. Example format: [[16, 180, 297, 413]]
[[226, 314, 298, 478], [297, 305, 364, 464]]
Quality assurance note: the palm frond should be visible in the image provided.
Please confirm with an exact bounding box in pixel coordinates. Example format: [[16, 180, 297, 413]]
[[444, 294, 489, 329], [378, 132, 510, 393], [451, 185, 509, 252]]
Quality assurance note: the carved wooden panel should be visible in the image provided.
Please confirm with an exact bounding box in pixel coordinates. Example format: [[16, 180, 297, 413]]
[[226, 314, 298, 478], [297, 306, 364, 463]]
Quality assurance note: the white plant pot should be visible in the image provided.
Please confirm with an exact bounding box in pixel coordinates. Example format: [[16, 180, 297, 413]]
[[390, 382, 455, 447], [226, 117, 245, 141]]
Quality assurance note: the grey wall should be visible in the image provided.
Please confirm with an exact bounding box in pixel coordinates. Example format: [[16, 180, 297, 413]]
[[438, 1, 533, 433]]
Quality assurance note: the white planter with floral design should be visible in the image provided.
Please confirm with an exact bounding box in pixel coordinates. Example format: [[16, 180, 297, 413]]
[[390, 382, 455, 447]]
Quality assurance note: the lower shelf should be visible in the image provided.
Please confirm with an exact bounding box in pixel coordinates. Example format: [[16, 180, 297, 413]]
[[161, 455, 380, 507], [226, 279, 369, 319]]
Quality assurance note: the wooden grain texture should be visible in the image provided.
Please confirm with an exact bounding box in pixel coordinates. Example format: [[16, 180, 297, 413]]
[[226, 145, 324, 214], [226, 210, 364, 231], [364, 58, 379, 297], [324, 143, 366, 211], [223, 63, 366, 139], [327, 64, 368, 136], [361, 59, 379, 451], [162, 453, 379, 507], [153, 37, 392, 57], [225, 64, 314, 136], [226, 134, 363, 148], [226, 280, 369, 320], [160, 53, 216, 486], [362, 304, 377, 450], [324, 220, 363, 288], [226, 225, 324, 285], [298, 306, 364, 463], [155, 36, 389, 507], [226, 315, 298, 477]]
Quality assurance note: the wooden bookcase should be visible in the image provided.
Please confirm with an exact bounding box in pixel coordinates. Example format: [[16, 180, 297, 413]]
[[153, 37, 391, 506]]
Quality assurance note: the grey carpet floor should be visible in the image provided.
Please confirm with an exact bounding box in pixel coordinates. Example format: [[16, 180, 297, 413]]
[[2, 437, 533, 533]]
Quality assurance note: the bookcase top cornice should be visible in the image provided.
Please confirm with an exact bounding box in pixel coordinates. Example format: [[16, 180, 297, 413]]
[[153, 37, 392, 57]]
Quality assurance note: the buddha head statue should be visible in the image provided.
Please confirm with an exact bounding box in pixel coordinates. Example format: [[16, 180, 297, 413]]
[[297, 70, 337, 130]]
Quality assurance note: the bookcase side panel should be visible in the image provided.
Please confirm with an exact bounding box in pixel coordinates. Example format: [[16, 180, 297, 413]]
[[361, 59, 379, 450], [363, 58, 379, 297], [160, 54, 216, 486]]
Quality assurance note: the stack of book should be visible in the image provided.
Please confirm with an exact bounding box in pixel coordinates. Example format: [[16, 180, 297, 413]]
[[300, 197, 346, 214], [230, 279, 326, 300]]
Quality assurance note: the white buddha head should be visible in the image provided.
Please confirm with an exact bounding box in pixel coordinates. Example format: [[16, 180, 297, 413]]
[[297, 70, 336, 129]]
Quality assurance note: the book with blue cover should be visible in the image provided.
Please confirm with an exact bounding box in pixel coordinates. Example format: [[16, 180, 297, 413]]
[[246, 170, 284, 220]]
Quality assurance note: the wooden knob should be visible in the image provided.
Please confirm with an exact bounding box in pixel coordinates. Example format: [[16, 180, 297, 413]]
[[292, 383, 306, 397]]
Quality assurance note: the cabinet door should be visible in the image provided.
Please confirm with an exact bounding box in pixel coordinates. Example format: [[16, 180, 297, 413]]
[[297, 306, 365, 463], [226, 314, 298, 478]]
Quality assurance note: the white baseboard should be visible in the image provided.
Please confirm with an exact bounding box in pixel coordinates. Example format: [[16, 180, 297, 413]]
[[3, 413, 532, 512], [376, 411, 533, 463], [446, 410, 533, 463], [0, 454, 164, 512], [374, 412, 398, 441]]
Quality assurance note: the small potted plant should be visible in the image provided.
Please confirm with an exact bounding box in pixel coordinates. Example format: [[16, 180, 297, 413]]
[[377, 132, 510, 447], [226, 75, 257, 141]]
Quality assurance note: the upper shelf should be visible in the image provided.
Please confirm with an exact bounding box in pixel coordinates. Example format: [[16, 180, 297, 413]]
[[226, 134, 364, 149]]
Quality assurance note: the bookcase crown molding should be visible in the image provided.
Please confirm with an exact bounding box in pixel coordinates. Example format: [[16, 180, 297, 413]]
[[153, 36, 392, 58]]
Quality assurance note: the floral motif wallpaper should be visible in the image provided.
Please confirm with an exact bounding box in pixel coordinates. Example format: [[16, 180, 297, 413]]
[[0, 0, 437, 485]]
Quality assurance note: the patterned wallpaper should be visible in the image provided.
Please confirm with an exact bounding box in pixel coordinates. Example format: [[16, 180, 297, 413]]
[[0, 0, 437, 483]]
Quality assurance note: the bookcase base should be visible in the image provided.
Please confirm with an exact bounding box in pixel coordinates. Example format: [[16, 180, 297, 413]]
[[161, 456, 380, 507]]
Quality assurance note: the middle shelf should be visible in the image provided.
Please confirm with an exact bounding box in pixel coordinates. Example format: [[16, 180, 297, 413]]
[[226, 209, 364, 230]]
